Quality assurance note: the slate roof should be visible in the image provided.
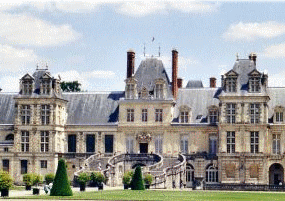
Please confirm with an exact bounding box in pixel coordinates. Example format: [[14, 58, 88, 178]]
[[134, 58, 172, 99], [232, 59, 256, 87], [186, 80, 204, 88], [0, 93, 16, 124]]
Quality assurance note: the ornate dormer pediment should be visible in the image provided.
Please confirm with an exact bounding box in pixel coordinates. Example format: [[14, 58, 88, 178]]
[[40, 72, 52, 79], [21, 73, 34, 80], [225, 70, 238, 77], [248, 69, 261, 77], [179, 105, 191, 112]]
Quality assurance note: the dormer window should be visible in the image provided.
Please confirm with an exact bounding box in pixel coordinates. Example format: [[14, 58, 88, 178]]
[[274, 106, 284, 124], [23, 80, 33, 95], [226, 77, 237, 92], [179, 105, 191, 123], [126, 84, 135, 99], [155, 84, 164, 99], [125, 78, 137, 99], [42, 80, 50, 95], [209, 106, 218, 124], [249, 76, 260, 93]]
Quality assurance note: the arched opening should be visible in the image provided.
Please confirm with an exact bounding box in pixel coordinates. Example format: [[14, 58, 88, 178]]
[[269, 163, 284, 185], [205, 164, 218, 184], [186, 164, 194, 187], [5, 134, 14, 141], [132, 163, 146, 169]]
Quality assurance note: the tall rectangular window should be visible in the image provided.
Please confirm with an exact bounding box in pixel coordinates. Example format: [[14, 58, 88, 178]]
[[226, 77, 237, 92], [126, 84, 134, 99], [155, 84, 163, 99], [209, 109, 218, 124], [276, 112, 283, 123], [250, 104, 260, 124], [127, 109, 134, 122], [142, 109, 148, 122], [2, 159, 9, 172], [272, 134, 281, 154], [21, 160, 27, 174], [180, 111, 189, 123], [21, 131, 29, 152], [226, 103, 236, 124], [227, 131, 235, 154], [40, 131, 49, 152], [86, 134, 95, 153], [250, 131, 259, 154], [105, 135, 114, 153], [126, 137, 134, 153], [155, 135, 163, 154], [68, 135, 76, 153], [23, 81, 33, 95], [249, 77, 260, 93], [42, 80, 50, 95], [209, 136, 217, 155], [21, 105, 31, 125], [40, 160, 47, 168], [180, 135, 188, 154], [41, 105, 50, 125], [155, 109, 163, 122]]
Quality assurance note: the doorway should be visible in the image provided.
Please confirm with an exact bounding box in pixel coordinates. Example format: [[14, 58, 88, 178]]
[[140, 143, 148, 153], [269, 163, 284, 185]]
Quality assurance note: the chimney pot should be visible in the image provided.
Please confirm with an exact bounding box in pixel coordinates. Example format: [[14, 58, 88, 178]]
[[177, 78, 183, 89], [249, 52, 257, 65], [127, 50, 135, 79], [210, 77, 216, 88]]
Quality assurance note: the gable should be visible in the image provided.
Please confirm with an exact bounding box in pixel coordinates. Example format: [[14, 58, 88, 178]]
[[225, 70, 238, 77], [248, 69, 261, 76], [21, 73, 34, 80]]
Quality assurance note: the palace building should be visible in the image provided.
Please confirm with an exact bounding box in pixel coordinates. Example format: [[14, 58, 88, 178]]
[[0, 49, 284, 189]]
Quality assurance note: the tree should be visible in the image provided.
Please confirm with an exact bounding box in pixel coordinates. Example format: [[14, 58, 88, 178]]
[[60, 81, 81, 92], [130, 166, 145, 190], [50, 159, 73, 196]]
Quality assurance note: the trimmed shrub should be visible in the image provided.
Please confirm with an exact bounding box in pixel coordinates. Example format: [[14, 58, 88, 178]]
[[50, 159, 73, 196], [32, 174, 43, 187], [130, 166, 145, 190], [143, 174, 153, 185], [122, 170, 133, 185], [0, 170, 13, 190], [78, 172, 90, 186], [23, 173, 33, 187], [44, 173, 55, 185], [90, 172, 105, 186]]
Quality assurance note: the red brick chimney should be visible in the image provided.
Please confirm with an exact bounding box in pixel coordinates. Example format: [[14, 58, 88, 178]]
[[127, 49, 135, 78], [172, 49, 178, 99], [249, 52, 257, 66], [210, 77, 216, 88], [177, 78, 183, 89]]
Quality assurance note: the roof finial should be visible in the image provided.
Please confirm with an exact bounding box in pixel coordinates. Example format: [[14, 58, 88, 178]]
[[236, 53, 239, 61], [158, 44, 161, 57], [46, 63, 48, 70], [36, 63, 39, 70]]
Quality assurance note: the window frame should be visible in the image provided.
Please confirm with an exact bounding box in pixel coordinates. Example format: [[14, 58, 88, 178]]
[[249, 76, 260, 93], [226, 77, 237, 92], [142, 109, 148, 122], [227, 131, 235, 154], [250, 131, 259, 154], [180, 111, 189, 123], [155, 135, 163, 154], [226, 103, 236, 124], [276, 112, 284, 123], [155, 109, 163, 122], [40, 160, 47, 169], [250, 103, 260, 124], [180, 135, 189, 154], [127, 109, 134, 122], [272, 134, 281, 155], [21, 131, 29, 152], [41, 105, 50, 125], [40, 131, 49, 153], [21, 105, 31, 125], [206, 165, 218, 183], [41, 79, 50, 95], [209, 108, 218, 124], [155, 83, 164, 99], [22, 80, 33, 95]]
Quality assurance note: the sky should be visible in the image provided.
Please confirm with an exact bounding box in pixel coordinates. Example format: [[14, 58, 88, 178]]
[[1, 1, 285, 92]]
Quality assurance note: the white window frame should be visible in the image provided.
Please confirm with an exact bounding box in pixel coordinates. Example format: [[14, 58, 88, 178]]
[[180, 135, 188, 154], [41, 131, 49, 152], [127, 109, 134, 122], [250, 103, 260, 124], [272, 134, 281, 155], [227, 131, 235, 154], [249, 77, 260, 93], [142, 109, 148, 122], [42, 80, 50, 95], [226, 103, 236, 124], [276, 112, 283, 123], [209, 109, 218, 124], [23, 80, 33, 95], [126, 84, 135, 99], [155, 83, 164, 99], [206, 165, 218, 183], [21, 105, 31, 125], [155, 135, 163, 154], [209, 136, 217, 155], [126, 136, 134, 153], [180, 111, 189, 123], [41, 105, 50, 125], [155, 109, 163, 122], [226, 77, 237, 92], [186, 164, 194, 183], [21, 131, 29, 152], [250, 131, 259, 154]]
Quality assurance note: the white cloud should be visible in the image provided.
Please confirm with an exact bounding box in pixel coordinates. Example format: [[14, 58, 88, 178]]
[[262, 43, 285, 58], [0, 44, 37, 72], [169, 1, 218, 13], [0, 76, 20, 92], [223, 21, 285, 41], [269, 72, 285, 87], [0, 13, 80, 47]]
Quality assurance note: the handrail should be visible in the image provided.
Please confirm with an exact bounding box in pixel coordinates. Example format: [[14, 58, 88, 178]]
[[74, 153, 102, 176]]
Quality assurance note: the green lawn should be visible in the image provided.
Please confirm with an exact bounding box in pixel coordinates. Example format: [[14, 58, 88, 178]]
[[10, 190, 285, 201]]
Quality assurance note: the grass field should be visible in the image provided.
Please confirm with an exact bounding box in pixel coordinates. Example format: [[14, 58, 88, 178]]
[[12, 190, 285, 201]]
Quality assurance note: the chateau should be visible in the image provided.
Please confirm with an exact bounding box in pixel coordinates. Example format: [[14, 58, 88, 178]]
[[0, 49, 284, 189]]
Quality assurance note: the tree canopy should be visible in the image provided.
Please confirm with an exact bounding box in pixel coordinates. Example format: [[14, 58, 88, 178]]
[[60, 81, 81, 92]]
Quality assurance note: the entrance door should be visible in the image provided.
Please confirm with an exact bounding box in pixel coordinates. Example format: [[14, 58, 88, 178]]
[[140, 143, 148, 153], [269, 163, 284, 185]]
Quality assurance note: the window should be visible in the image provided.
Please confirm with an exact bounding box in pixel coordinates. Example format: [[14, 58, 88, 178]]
[[23, 80, 33, 95], [68, 135, 76, 153], [155, 109, 163, 122], [126, 137, 134, 153], [276, 112, 283, 123], [155, 135, 163, 154], [209, 109, 218, 124], [2, 159, 9, 172], [180, 111, 189, 123], [186, 164, 194, 183], [41, 131, 49, 152], [180, 135, 188, 154], [227, 131, 235, 154], [105, 135, 114, 153], [21, 131, 29, 152], [21, 105, 31, 125], [21, 160, 27, 174], [209, 136, 217, 155], [3, 148, 8, 152], [42, 80, 50, 95], [142, 109, 148, 122], [226, 77, 237, 92], [126, 84, 135, 99], [86, 134, 95, 153], [272, 134, 281, 154], [206, 165, 218, 183], [226, 103, 236, 124], [250, 104, 260, 124], [127, 109, 134, 122], [155, 84, 164, 99], [249, 77, 260, 93], [40, 160, 47, 168], [250, 131, 259, 154], [41, 105, 50, 125]]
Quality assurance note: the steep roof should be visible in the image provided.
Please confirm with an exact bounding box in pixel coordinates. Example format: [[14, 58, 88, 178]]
[[232, 59, 256, 86], [0, 93, 16, 124], [186, 80, 204, 88]]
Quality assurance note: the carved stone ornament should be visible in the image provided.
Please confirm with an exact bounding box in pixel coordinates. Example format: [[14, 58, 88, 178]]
[[136, 132, 152, 143]]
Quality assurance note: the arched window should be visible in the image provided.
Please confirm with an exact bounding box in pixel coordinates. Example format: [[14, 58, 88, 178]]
[[186, 164, 194, 183], [206, 164, 218, 183]]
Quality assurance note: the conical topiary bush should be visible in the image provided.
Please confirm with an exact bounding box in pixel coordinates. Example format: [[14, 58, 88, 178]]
[[50, 159, 73, 196], [130, 166, 145, 190]]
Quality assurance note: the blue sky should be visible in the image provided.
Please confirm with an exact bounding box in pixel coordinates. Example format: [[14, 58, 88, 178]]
[[1, 1, 285, 92]]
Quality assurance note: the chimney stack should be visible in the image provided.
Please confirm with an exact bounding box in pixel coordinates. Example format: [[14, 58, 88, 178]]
[[127, 49, 135, 79], [210, 77, 216, 88], [172, 49, 178, 99], [249, 52, 257, 66], [177, 78, 183, 89]]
